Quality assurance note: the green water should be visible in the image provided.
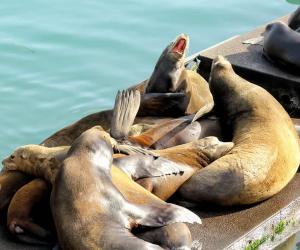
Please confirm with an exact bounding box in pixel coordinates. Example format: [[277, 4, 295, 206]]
[[0, 1, 295, 160]]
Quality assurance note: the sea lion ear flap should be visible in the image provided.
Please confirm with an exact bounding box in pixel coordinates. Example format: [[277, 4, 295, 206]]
[[205, 140, 234, 161], [20, 151, 28, 160]]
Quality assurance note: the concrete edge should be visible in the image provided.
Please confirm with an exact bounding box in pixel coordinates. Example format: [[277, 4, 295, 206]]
[[224, 197, 300, 250]]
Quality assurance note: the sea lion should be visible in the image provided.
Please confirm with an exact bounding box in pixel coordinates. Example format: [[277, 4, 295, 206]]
[[132, 34, 214, 118], [7, 178, 53, 244], [288, 7, 300, 30], [114, 137, 234, 201], [42, 35, 213, 148], [263, 21, 300, 71], [178, 56, 300, 205], [2, 128, 234, 242], [110, 89, 221, 150], [0, 171, 32, 211], [4, 127, 201, 249]]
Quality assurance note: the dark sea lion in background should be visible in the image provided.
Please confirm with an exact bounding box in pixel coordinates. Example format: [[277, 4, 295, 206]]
[[4, 127, 201, 249], [288, 7, 300, 30], [179, 56, 300, 206], [263, 22, 300, 71]]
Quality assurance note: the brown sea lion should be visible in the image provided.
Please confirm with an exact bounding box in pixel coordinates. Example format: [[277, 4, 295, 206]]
[[2, 135, 197, 247], [132, 34, 214, 118], [7, 178, 53, 244], [178, 56, 300, 205], [42, 34, 213, 148], [114, 137, 234, 201], [110, 89, 221, 150], [2, 129, 233, 242], [4, 127, 201, 250], [0, 171, 32, 211], [263, 22, 300, 72]]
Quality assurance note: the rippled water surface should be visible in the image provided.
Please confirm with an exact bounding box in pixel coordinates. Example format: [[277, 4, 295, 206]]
[[0, 1, 295, 158]]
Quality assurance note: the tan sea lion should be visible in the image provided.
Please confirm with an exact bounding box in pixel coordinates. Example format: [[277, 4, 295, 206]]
[[178, 56, 300, 205], [4, 127, 201, 249]]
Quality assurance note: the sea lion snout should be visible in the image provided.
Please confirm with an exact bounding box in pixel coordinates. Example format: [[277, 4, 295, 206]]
[[170, 33, 190, 56], [212, 55, 232, 71]]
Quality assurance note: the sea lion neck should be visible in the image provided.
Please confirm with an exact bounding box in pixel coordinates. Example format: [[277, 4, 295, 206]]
[[67, 132, 114, 175], [146, 34, 189, 93]]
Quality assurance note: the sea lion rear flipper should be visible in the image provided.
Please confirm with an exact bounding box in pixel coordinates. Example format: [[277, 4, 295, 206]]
[[126, 202, 201, 227], [111, 90, 141, 139]]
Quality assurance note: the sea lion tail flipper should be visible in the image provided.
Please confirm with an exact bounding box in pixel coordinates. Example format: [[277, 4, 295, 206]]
[[191, 102, 214, 123], [8, 219, 54, 245], [110, 89, 141, 139], [127, 203, 201, 227]]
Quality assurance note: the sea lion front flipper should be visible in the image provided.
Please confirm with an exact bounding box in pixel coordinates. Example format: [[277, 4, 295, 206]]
[[114, 144, 157, 156], [126, 202, 201, 227], [111, 90, 141, 139], [192, 102, 214, 122], [114, 155, 188, 180], [138, 93, 186, 117]]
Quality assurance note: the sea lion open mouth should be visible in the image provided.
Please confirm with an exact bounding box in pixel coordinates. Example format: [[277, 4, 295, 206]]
[[172, 37, 187, 55]]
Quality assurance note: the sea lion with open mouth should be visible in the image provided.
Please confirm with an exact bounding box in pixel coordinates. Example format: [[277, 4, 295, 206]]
[[132, 33, 214, 118], [4, 127, 201, 250], [178, 56, 300, 205], [42, 34, 213, 148]]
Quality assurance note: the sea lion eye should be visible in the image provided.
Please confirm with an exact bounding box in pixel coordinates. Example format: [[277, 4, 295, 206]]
[[10, 155, 15, 160]]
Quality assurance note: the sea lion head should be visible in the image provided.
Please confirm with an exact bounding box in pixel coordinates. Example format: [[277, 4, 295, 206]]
[[67, 126, 115, 172], [146, 34, 190, 93], [2, 145, 47, 171], [194, 136, 234, 161]]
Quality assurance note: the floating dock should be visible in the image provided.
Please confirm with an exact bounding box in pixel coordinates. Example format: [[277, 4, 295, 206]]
[[0, 14, 299, 250]]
